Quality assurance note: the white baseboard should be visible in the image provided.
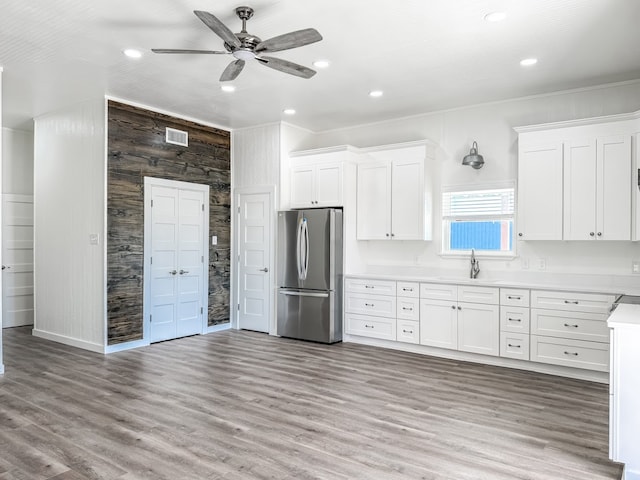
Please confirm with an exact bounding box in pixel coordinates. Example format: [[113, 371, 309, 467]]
[[205, 323, 232, 334], [104, 338, 150, 354], [624, 466, 640, 480], [32, 329, 104, 354]]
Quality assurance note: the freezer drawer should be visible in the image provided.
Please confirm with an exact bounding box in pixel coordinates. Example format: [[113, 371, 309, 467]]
[[277, 289, 341, 344]]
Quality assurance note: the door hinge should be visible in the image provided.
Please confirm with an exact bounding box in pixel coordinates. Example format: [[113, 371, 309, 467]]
[[151, 199, 153, 207], [202, 204, 204, 211], [201, 255, 204, 263], [237, 304, 240, 311], [200, 307, 203, 315], [150, 314, 152, 322], [150, 256, 153, 265], [237, 206, 240, 214]]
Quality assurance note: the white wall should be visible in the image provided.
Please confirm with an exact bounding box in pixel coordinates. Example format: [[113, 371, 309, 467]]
[[0, 67, 4, 373], [2, 127, 33, 195], [33, 99, 106, 351], [294, 80, 640, 284]]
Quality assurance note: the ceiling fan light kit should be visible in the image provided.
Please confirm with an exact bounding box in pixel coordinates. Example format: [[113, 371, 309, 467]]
[[152, 6, 323, 82]]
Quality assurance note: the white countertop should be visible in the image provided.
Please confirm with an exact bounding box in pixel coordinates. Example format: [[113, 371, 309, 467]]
[[345, 272, 640, 296], [608, 304, 640, 327]]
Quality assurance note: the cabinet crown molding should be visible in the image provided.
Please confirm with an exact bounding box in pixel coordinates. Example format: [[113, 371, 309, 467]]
[[514, 110, 640, 134]]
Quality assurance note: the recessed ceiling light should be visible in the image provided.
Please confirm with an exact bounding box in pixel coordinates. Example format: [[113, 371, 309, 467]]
[[313, 60, 330, 69], [369, 90, 383, 98], [520, 58, 538, 67], [123, 48, 142, 59], [484, 11, 507, 22], [221, 85, 236, 92], [283, 108, 296, 115]]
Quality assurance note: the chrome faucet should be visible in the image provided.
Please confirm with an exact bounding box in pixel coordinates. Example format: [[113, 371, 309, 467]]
[[470, 249, 480, 279]]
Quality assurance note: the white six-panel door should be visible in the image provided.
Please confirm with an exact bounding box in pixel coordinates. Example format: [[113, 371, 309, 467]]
[[145, 178, 208, 343]]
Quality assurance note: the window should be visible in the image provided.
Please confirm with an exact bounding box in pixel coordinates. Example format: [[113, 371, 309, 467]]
[[442, 186, 515, 256]]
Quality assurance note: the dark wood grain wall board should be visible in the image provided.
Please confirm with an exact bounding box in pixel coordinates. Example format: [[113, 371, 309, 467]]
[[107, 100, 231, 345]]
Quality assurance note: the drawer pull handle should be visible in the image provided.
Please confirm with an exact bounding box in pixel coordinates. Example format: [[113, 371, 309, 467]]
[[507, 295, 521, 300], [564, 300, 579, 305], [365, 324, 374, 329], [365, 285, 374, 289], [402, 307, 413, 311], [564, 351, 579, 356], [364, 303, 375, 307], [508, 343, 521, 348], [403, 329, 413, 334], [402, 288, 413, 292], [563, 323, 579, 328], [508, 318, 522, 322]]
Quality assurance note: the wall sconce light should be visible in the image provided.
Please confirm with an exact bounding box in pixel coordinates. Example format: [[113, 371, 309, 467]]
[[462, 141, 485, 169]]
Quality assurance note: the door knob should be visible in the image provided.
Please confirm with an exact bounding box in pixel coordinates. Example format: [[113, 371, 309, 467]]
[[179, 269, 189, 275], [259, 267, 269, 272], [169, 270, 177, 275]]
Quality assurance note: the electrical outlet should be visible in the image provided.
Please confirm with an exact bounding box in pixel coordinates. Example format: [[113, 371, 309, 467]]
[[632, 261, 640, 274], [538, 258, 547, 270], [521, 257, 529, 270]]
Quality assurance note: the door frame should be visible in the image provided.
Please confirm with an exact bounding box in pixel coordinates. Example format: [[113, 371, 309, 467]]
[[232, 185, 276, 335], [142, 176, 210, 343]]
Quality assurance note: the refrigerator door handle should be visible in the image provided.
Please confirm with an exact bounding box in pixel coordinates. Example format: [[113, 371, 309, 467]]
[[296, 216, 304, 280], [279, 290, 329, 298], [303, 218, 310, 280]]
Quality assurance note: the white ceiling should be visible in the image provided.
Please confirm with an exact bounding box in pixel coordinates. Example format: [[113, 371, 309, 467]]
[[2, 0, 640, 132]]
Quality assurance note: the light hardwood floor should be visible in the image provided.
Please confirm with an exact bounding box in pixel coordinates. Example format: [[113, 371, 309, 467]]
[[0, 326, 623, 479]]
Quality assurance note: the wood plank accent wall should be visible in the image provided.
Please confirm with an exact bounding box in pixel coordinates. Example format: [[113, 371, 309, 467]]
[[107, 101, 231, 345]]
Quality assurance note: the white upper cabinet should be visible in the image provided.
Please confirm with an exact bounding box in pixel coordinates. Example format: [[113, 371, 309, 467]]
[[289, 147, 353, 209], [516, 113, 636, 241], [517, 142, 563, 240], [356, 141, 434, 241], [564, 135, 631, 240]]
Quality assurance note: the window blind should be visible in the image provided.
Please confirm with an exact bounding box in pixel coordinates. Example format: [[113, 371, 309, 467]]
[[442, 188, 514, 219]]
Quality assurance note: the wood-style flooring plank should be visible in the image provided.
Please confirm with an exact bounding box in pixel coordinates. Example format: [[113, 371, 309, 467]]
[[0, 326, 623, 480]]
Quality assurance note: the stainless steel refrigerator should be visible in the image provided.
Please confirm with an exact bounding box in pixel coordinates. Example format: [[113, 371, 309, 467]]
[[277, 208, 343, 343]]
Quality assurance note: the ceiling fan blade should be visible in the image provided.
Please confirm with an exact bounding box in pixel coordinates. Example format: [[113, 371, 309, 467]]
[[256, 28, 323, 53], [152, 49, 228, 54], [257, 56, 316, 79], [220, 60, 245, 82], [194, 10, 241, 49]]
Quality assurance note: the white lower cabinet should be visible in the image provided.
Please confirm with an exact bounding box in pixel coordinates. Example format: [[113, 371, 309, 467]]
[[346, 313, 396, 340], [420, 284, 499, 356], [397, 320, 420, 344], [530, 335, 609, 371], [345, 278, 398, 341]]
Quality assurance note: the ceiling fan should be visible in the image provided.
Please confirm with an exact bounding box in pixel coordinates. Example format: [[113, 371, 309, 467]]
[[152, 6, 323, 82]]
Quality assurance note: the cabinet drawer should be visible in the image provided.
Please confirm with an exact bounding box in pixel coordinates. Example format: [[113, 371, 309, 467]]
[[458, 285, 499, 305], [500, 288, 530, 307], [397, 297, 419, 321], [530, 335, 609, 372], [530, 290, 616, 314], [500, 332, 530, 360], [345, 313, 396, 341], [420, 283, 457, 301], [397, 320, 420, 344], [530, 309, 609, 343], [500, 306, 530, 334], [345, 278, 396, 295], [397, 282, 419, 298], [344, 292, 396, 318]]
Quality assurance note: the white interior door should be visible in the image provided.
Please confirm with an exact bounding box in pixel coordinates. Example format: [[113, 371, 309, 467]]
[[237, 191, 271, 333], [2, 194, 34, 328], [146, 179, 208, 343]]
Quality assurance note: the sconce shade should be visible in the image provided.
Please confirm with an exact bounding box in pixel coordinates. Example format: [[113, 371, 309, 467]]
[[462, 141, 485, 169]]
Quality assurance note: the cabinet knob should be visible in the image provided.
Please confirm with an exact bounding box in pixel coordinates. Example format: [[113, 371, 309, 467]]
[[391, 233, 395, 237], [597, 232, 602, 237], [385, 233, 390, 237], [518, 233, 523, 237], [457, 306, 462, 310], [589, 232, 595, 237], [451, 305, 456, 310]]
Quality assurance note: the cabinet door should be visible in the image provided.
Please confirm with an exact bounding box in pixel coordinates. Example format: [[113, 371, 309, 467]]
[[391, 158, 425, 240], [315, 163, 343, 207], [357, 162, 391, 239], [517, 143, 563, 240], [290, 166, 315, 208], [420, 299, 457, 349], [563, 139, 596, 240], [597, 135, 631, 240], [457, 302, 499, 356]]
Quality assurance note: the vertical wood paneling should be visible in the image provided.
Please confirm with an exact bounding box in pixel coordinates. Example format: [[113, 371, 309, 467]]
[[107, 101, 231, 345], [0, 67, 4, 374], [33, 98, 106, 349], [2, 128, 34, 194]]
